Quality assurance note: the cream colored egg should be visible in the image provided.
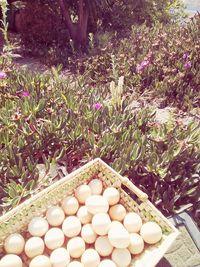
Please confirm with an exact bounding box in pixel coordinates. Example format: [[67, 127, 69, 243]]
[[128, 233, 144, 255], [50, 248, 70, 267], [88, 179, 103, 195], [28, 217, 49, 237], [25, 237, 45, 258], [123, 212, 142, 233], [95, 236, 113, 256], [44, 228, 64, 250], [77, 206, 92, 224], [75, 185, 92, 204], [0, 254, 22, 267], [108, 222, 130, 248], [112, 248, 131, 267], [62, 216, 81, 238], [99, 260, 117, 267], [62, 196, 79, 215], [109, 204, 126, 221], [81, 249, 100, 267], [4, 233, 25, 255], [85, 195, 109, 215], [103, 187, 120, 205], [140, 222, 162, 244], [92, 212, 111, 235], [46, 206, 65, 226], [81, 224, 97, 244], [29, 255, 51, 267], [67, 237, 86, 258], [67, 262, 84, 267]]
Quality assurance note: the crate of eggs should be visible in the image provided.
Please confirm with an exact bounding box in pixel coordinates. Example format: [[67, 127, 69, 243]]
[[0, 158, 179, 267]]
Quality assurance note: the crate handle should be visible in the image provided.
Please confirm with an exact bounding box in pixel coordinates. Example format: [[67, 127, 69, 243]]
[[121, 177, 148, 201]]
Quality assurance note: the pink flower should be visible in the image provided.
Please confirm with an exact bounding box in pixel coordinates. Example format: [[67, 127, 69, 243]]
[[0, 71, 7, 79], [20, 91, 30, 97], [183, 53, 189, 60], [184, 61, 192, 69], [94, 103, 103, 110]]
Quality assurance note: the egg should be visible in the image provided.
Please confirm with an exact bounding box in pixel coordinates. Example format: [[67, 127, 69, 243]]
[[67, 262, 84, 267], [62, 196, 79, 215], [67, 237, 86, 258], [50, 248, 70, 267], [0, 254, 23, 267], [88, 179, 103, 195], [62, 216, 81, 237], [75, 184, 92, 204], [109, 204, 126, 221], [44, 228, 64, 250], [4, 233, 25, 255], [81, 249, 100, 267], [103, 187, 120, 205], [112, 248, 131, 267], [95, 236, 113, 256], [81, 224, 97, 244], [29, 255, 51, 267], [108, 222, 130, 248], [99, 260, 117, 267], [140, 221, 162, 244], [28, 217, 49, 237], [46, 206, 65, 226], [77, 206, 92, 224], [24, 237, 45, 258], [85, 195, 109, 215], [123, 212, 142, 233], [92, 212, 111, 235], [128, 233, 144, 255]]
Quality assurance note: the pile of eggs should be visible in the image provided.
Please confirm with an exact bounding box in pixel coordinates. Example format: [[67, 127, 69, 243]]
[[0, 179, 163, 267]]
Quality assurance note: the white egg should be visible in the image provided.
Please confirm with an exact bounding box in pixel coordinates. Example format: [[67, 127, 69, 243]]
[[28, 217, 49, 237], [81, 249, 100, 267], [46, 206, 65, 226], [25, 237, 45, 258], [62, 216, 81, 238], [44, 228, 65, 250], [92, 212, 111, 235], [67, 237, 86, 258], [108, 222, 130, 248], [88, 179, 103, 195], [123, 212, 142, 233], [112, 248, 131, 267], [50, 248, 70, 267], [140, 221, 162, 244], [99, 260, 117, 267], [4, 233, 25, 255], [103, 187, 120, 205], [85, 195, 109, 214], [75, 184, 92, 204], [128, 233, 144, 255], [95, 236, 113, 256], [0, 254, 23, 267], [62, 196, 79, 215], [29, 255, 51, 267], [81, 224, 97, 244], [67, 262, 84, 267], [109, 204, 126, 221], [77, 206, 92, 224]]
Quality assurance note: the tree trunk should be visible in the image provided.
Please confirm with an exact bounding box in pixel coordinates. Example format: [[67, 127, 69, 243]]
[[58, 0, 89, 51]]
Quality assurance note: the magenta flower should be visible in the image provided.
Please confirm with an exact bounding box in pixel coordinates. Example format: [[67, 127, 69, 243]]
[[0, 71, 7, 79], [136, 60, 150, 73], [184, 61, 192, 69], [20, 91, 31, 97], [94, 103, 103, 110]]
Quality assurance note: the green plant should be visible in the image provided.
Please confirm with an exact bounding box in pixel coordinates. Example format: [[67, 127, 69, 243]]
[[0, 67, 199, 226]]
